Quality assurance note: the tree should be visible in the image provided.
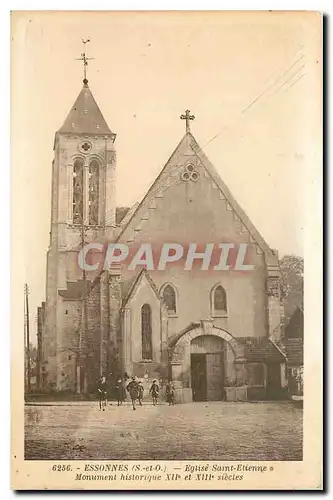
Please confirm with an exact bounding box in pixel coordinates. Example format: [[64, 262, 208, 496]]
[[279, 255, 304, 324]]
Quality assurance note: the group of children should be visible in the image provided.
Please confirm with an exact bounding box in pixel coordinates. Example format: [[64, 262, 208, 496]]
[[116, 377, 176, 410]]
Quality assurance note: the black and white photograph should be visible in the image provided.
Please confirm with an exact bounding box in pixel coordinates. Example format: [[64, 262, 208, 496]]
[[10, 10, 322, 490]]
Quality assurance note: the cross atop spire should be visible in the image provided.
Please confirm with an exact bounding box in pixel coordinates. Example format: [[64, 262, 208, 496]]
[[180, 109, 195, 133], [75, 38, 94, 86]]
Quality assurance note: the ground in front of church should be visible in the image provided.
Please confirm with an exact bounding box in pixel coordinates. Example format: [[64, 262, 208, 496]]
[[25, 401, 302, 461]]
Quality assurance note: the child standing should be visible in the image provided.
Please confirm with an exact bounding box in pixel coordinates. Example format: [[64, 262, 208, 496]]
[[126, 376, 139, 410], [115, 378, 125, 406], [138, 381, 144, 406], [149, 379, 160, 406], [165, 380, 176, 406]]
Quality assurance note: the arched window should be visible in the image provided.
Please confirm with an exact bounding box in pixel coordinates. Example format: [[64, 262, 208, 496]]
[[161, 284, 177, 315], [211, 285, 227, 317], [141, 304, 152, 360], [88, 159, 100, 225], [72, 158, 84, 224]]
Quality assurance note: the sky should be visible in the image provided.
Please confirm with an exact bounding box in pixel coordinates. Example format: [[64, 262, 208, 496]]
[[11, 11, 321, 343]]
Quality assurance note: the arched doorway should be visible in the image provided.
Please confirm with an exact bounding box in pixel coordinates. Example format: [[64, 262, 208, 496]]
[[169, 322, 237, 402], [191, 335, 225, 401]]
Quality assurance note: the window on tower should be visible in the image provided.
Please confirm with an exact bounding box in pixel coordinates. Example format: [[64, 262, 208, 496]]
[[88, 159, 100, 225], [72, 158, 84, 224]]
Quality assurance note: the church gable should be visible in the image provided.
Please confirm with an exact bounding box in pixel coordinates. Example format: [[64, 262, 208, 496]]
[[118, 131, 277, 266], [122, 268, 162, 309], [121, 269, 167, 368]]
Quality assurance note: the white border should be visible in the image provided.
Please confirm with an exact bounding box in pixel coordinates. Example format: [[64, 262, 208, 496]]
[[3, 2, 328, 498]]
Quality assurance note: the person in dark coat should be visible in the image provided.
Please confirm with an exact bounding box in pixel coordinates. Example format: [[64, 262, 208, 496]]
[[126, 376, 140, 410], [97, 376, 108, 411], [165, 380, 176, 406], [149, 379, 160, 406], [138, 381, 144, 406], [115, 378, 126, 406]]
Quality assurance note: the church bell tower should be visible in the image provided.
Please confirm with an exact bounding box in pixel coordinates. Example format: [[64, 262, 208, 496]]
[[43, 43, 117, 392]]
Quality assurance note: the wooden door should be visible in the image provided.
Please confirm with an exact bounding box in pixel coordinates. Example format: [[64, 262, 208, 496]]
[[206, 353, 223, 401], [191, 354, 207, 401]]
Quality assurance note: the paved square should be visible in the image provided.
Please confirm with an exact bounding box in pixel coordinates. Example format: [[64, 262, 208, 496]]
[[25, 401, 302, 461]]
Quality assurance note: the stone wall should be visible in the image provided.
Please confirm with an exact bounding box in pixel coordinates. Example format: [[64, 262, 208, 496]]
[[108, 270, 122, 379], [86, 284, 102, 391], [55, 297, 81, 392]]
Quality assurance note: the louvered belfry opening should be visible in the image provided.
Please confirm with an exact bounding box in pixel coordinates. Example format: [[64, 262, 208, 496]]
[[88, 159, 100, 225], [73, 158, 84, 224]]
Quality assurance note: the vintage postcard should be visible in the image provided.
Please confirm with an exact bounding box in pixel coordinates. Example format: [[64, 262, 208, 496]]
[[11, 10, 322, 490]]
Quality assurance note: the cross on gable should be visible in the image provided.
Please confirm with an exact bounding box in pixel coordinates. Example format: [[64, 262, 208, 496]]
[[180, 109, 195, 133]]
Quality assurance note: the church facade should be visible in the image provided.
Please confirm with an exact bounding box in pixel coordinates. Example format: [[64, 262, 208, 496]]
[[40, 77, 287, 402]]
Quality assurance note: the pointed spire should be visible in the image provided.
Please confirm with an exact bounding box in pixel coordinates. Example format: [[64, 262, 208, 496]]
[[57, 84, 115, 136], [57, 38, 115, 137]]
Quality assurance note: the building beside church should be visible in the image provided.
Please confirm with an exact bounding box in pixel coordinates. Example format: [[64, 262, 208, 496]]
[[39, 73, 287, 402], [278, 306, 304, 397]]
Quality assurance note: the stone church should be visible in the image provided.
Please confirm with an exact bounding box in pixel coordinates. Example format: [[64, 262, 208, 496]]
[[39, 75, 287, 402]]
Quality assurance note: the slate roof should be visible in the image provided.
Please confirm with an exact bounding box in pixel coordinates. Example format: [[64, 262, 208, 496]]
[[58, 83, 114, 136], [235, 337, 286, 362]]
